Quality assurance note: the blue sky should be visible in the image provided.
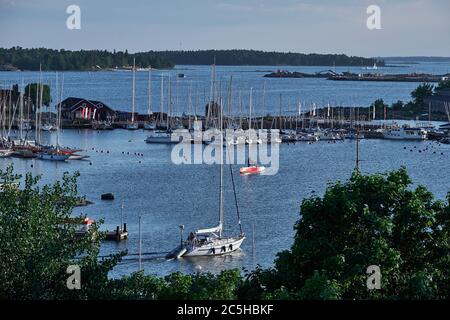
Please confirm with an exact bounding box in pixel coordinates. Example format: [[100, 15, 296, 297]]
[[1, 0, 449, 56]]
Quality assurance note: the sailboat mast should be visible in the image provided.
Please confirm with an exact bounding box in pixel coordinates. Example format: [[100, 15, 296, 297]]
[[131, 58, 136, 123], [35, 65, 41, 142], [167, 74, 171, 130], [148, 66, 152, 116], [19, 79, 24, 140], [219, 97, 224, 238], [160, 74, 164, 126], [57, 73, 64, 149], [55, 72, 59, 148]]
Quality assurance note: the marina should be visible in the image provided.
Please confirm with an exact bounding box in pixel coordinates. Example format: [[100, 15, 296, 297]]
[[1, 63, 450, 277]]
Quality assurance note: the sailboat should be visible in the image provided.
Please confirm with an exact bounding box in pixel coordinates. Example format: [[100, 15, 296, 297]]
[[365, 62, 378, 70], [166, 104, 245, 259], [37, 73, 69, 161], [126, 58, 139, 130], [146, 74, 181, 144], [144, 66, 157, 130], [240, 88, 265, 175]]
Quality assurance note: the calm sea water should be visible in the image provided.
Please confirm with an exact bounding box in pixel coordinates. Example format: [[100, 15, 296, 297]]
[[1, 62, 450, 277]]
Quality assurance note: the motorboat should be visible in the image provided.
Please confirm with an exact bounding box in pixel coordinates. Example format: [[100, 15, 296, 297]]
[[383, 126, 427, 140]]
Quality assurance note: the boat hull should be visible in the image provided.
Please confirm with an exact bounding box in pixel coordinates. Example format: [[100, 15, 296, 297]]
[[182, 236, 245, 257], [240, 166, 265, 175], [0, 150, 13, 158], [38, 153, 70, 161]]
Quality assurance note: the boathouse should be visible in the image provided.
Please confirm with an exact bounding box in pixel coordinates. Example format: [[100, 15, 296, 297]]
[[60, 97, 116, 122]]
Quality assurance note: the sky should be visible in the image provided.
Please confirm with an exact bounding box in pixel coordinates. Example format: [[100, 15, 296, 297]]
[[0, 0, 449, 57]]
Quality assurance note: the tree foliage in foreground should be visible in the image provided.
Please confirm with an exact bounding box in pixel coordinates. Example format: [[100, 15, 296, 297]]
[[247, 168, 450, 299], [0, 166, 448, 300]]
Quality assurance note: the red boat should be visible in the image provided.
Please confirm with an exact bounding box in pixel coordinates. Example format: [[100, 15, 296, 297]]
[[240, 166, 266, 175]]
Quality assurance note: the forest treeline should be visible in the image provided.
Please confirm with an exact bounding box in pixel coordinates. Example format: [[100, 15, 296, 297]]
[[154, 49, 384, 66], [0, 47, 174, 71], [0, 47, 383, 71]]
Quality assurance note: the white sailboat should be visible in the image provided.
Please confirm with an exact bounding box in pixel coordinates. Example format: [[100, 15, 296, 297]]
[[167, 105, 245, 259], [126, 58, 139, 130], [146, 74, 180, 143], [240, 88, 265, 175], [144, 66, 157, 130], [38, 73, 69, 161]]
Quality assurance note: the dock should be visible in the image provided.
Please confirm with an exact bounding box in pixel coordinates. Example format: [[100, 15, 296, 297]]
[[105, 224, 128, 241]]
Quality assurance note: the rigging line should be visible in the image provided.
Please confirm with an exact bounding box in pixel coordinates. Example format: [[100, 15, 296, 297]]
[[227, 148, 243, 236]]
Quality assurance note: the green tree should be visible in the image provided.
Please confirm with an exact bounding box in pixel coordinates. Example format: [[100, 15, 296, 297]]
[[0, 165, 123, 300], [391, 100, 404, 110], [435, 79, 450, 91], [24, 83, 51, 107], [246, 168, 450, 300], [411, 83, 434, 107]]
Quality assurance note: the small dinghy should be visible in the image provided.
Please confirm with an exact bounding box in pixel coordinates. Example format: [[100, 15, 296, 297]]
[[239, 165, 266, 175]]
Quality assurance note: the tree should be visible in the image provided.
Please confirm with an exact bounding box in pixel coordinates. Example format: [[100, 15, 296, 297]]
[[24, 83, 51, 107], [245, 168, 450, 300], [411, 83, 434, 107], [0, 165, 123, 299], [391, 100, 404, 110], [435, 79, 450, 91]]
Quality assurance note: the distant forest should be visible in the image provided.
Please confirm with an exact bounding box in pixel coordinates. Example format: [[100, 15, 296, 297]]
[[154, 49, 384, 67], [0, 47, 174, 71], [0, 47, 383, 71]]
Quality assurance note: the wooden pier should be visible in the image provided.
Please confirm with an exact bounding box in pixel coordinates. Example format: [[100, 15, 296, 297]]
[[105, 223, 128, 242]]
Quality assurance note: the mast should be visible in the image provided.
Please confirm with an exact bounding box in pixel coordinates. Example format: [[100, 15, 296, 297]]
[[188, 80, 192, 130], [248, 88, 253, 166], [131, 58, 136, 124], [219, 96, 224, 238], [261, 80, 266, 130], [55, 72, 59, 148], [148, 66, 152, 116], [35, 65, 41, 142], [159, 74, 164, 127], [167, 74, 171, 130], [19, 79, 24, 140], [57, 73, 64, 150]]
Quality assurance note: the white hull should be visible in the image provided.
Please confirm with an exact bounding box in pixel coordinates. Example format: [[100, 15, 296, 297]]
[[68, 154, 88, 160], [145, 132, 182, 144], [173, 236, 245, 258], [383, 128, 427, 140], [144, 122, 157, 130], [126, 123, 139, 130], [40, 124, 54, 132], [0, 149, 13, 158]]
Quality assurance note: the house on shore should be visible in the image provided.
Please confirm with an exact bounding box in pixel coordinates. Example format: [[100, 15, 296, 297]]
[[60, 97, 116, 122]]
